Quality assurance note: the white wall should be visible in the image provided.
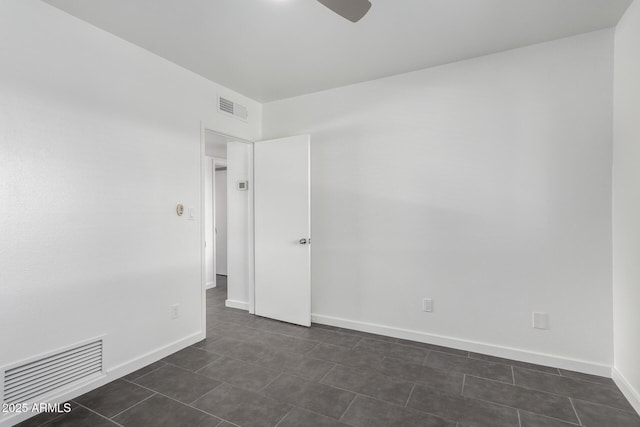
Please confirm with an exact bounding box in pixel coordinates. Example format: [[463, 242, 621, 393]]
[[613, 0, 640, 412], [215, 170, 228, 276], [0, 1, 260, 424], [226, 142, 253, 310], [263, 30, 615, 372]]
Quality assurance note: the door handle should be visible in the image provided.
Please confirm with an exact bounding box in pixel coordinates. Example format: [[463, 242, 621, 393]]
[[299, 238, 310, 245]]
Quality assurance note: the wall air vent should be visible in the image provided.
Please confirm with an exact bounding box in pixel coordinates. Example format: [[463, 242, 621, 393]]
[[218, 96, 248, 121], [2, 339, 103, 405]]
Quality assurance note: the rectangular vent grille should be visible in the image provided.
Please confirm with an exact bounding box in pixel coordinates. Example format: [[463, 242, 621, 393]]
[[218, 96, 248, 121], [3, 340, 102, 405], [219, 96, 234, 115]]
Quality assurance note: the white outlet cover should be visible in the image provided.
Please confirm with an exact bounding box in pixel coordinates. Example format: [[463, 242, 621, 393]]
[[423, 298, 433, 312], [533, 312, 549, 329]]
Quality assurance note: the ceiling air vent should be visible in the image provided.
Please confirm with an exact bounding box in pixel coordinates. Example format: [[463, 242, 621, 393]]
[[218, 96, 248, 121], [2, 339, 103, 405]]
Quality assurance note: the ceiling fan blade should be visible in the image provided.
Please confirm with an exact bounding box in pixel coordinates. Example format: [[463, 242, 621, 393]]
[[316, 0, 372, 23]]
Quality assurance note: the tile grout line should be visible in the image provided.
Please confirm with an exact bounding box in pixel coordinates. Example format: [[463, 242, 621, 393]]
[[23, 407, 68, 427], [517, 409, 522, 427], [515, 365, 621, 389], [518, 409, 582, 426], [390, 395, 460, 425], [260, 376, 366, 421], [465, 371, 632, 413], [272, 407, 294, 427], [407, 389, 523, 424], [317, 364, 338, 384], [350, 337, 364, 350], [71, 400, 125, 427], [461, 374, 467, 396], [570, 397, 639, 415], [108, 392, 157, 420], [303, 342, 320, 356], [421, 350, 431, 366], [125, 361, 168, 382], [511, 365, 516, 385], [164, 358, 219, 374], [122, 378, 236, 425], [558, 371, 618, 387], [421, 378, 578, 423], [209, 372, 280, 397], [194, 356, 225, 375], [404, 383, 416, 408], [215, 418, 240, 427], [394, 338, 469, 357], [466, 354, 563, 377], [569, 397, 583, 426], [258, 371, 284, 393], [188, 368, 381, 426], [285, 401, 356, 423], [211, 317, 364, 351], [466, 394, 587, 427], [338, 393, 359, 422]]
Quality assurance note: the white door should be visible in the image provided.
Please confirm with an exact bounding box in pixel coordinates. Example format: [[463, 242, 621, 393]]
[[254, 135, 311, 326]]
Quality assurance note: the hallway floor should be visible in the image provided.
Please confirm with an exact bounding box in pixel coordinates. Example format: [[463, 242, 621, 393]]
[[17, 276, 640, 427]]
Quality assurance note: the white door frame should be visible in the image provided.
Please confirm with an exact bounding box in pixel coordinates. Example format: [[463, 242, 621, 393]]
[[199, 123, 255, 338]]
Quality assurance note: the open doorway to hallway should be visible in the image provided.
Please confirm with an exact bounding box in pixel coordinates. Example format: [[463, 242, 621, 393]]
[[205, 132, 228, 297], [214, 161, 228, 289], [204, 130, 253, 312]]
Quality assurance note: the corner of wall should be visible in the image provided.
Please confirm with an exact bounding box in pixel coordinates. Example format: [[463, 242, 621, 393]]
[[613, 368, 640, 415]]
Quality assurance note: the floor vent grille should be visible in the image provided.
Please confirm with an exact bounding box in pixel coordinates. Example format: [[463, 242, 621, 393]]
[[3, 340, 103, 405]]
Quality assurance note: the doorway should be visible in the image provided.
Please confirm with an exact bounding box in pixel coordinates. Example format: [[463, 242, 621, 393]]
[[203, 130, 254, 313], [201, 128, 311, 329], [214, 162, 228, 288], [204, 155, 227, 290]]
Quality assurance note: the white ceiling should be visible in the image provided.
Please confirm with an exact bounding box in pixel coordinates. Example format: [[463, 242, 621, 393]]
[[43, 0, 632, 102]]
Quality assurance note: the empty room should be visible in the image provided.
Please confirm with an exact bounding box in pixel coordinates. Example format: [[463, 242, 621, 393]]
[[1, 0, 639, 426]]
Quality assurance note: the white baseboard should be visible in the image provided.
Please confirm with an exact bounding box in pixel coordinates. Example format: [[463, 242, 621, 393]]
[[311, 313, 612, 377], [225, 299, 249, 310], [612, 368, 640, 415], [206, 281, 216, 290], [0, 331, 204, 427], [106, 331, 204, 379]]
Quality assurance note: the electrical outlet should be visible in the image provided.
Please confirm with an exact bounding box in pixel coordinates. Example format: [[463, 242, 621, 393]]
[[171, 304, 180, 320], [532, 312, 548, 329], [422, 298, 433, 312]]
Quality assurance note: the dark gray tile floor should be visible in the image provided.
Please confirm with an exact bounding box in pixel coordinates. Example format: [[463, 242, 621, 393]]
[[17, 275, 640, 427]]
